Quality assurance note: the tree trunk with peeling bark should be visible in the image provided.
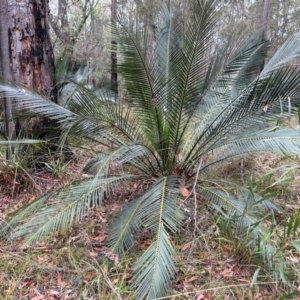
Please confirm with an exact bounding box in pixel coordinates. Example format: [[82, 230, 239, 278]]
[[0, 0, 58, 137], [0, 0, 16, 141]]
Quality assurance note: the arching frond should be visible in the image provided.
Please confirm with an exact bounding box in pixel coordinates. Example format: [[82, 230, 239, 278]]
[[107, 197, 144, 256], [112, 15, 157, 130], [183, 66, 300, 170], [165, 0, 217, 159], [199, 186, 268, 237], [261, 32, 300, 75], [130, 176, 184, 299], [108, 177, 185, 299], [0, 83, 76, 122], [11, 175, 133, 243], [83, 144, 156, 175], [200, 127, 300, 171], [181, 33, 268, 157], [180, 30, 300, 168], [0, 192, 54, 239], [132, 226, 176, 300], [108, 176, 185, 257]]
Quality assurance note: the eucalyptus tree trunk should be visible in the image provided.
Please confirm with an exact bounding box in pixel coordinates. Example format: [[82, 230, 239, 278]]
[[111, 0, 118, 99], [0, 0, 58, 136], [0, 0, 16, 141]]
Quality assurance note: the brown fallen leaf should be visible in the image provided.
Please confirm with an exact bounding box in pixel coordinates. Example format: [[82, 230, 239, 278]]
[[48, 290, 60, 296], [30, 295, 45, 300], [20, 280, 35, 288], [237, 278, 251, 284], [180, 186, 190, 197], [181, 242, 192, 252], [36, 254, 49, 263], [84, 272, 98, 280], [57, 272, 62, 285], [93, 234, 108, 242], [57, 272, 69, 287], [187, 275, 198, 282], [196, 294, 205, 300], [220, 269, 233, 277], [286, 256, 299, 263], [105, 251, 119, 265]]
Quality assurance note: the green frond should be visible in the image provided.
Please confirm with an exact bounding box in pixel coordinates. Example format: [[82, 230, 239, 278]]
[[183, 66, 300, 170], [165, 0, 217, 157], [0, 82, 75, 122], [0, 192, 54, 239], [113, 19, 172, 165], [108, 176, 185, 257], [83, 144, 155, 175], [54, 84, 142, 146], [181, 34, 268, 158], [135, 176, 185, 232], [132, 226, 176, 300], [203, 127, 300, 169], [200, 186, 267, 236], [108, 196, 147, 256], [261, 32, 300, 76], [112, 18, 156, 123], [130, 177, 184, 299], [108, 176, 185, 298], [216, 180, 282, 212], [11, 175, 133, 243], [180, 31, 300, 168]]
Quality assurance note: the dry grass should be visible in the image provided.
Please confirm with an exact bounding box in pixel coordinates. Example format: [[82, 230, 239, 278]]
[[0, 146, 300, 299]]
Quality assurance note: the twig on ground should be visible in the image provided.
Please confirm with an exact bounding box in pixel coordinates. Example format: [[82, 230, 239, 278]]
[[192, 156, 203, 233]]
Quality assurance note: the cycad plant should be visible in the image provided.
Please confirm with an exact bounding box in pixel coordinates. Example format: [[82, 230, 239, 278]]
[[1, 0, 300, 298]]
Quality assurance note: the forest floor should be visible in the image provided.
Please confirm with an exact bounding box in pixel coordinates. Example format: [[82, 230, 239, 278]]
[[0, 148, 300, 300]]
